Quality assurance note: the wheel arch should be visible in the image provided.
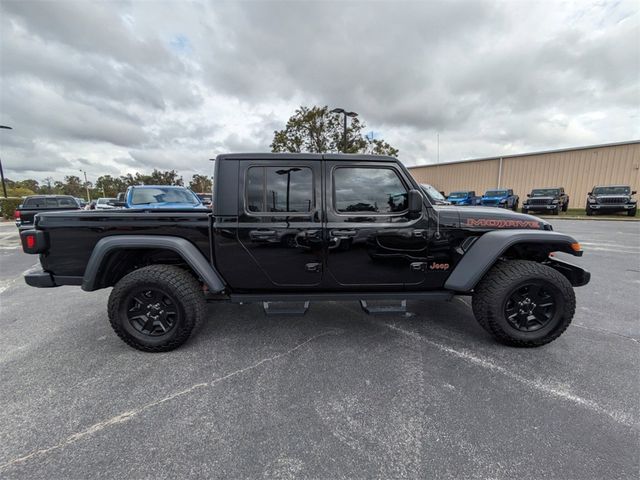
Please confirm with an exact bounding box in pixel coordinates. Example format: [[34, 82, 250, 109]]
[[82, 235, 225, 293], [444, 230, 583, 292]]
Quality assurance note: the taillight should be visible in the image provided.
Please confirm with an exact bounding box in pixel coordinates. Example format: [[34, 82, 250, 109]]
[[20, 229, 45, 254], [14, 210, 21, 220]]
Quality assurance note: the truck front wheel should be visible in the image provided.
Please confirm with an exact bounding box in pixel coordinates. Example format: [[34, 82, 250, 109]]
[[107, 265, 206, 352], [471, 260, 575, 347]]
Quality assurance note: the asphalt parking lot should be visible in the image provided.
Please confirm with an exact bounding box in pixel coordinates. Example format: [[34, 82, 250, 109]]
[[0, 220, 638, 479]]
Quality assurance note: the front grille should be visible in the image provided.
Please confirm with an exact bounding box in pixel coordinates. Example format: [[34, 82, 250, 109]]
[[482, 199, 499, 205], [599, 197, 627, 204], [529, 198, 551, 205]]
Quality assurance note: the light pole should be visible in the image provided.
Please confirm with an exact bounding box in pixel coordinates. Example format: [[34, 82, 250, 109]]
[[276, 167, 301, 211], [79, 169, 91, 202], [0, 125, 12, 198], [330, 108, 358, 153]]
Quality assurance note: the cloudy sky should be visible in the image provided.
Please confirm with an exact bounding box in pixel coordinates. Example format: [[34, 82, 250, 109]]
[[0, 0, 638, 183]]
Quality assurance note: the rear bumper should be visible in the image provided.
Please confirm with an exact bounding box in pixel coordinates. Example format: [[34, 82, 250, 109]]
[[24, 269, 83, 288]]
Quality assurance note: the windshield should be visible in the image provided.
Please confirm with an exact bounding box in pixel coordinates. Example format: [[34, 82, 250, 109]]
[[131, 187, 200, 205], [485, 190, 507, 197], [448, 191, 468, 199], [196, 193, 212, 202], [420, 184, 445, 202], [593, 186, 630, 195], [531, 189, 559, 197]]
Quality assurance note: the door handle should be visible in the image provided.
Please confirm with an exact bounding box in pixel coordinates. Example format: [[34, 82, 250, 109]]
[[330, 229, 357, 239], [305, 262, 322, 273]]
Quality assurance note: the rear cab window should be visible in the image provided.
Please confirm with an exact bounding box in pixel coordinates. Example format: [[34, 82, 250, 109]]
[[246, 166, 314, 213]]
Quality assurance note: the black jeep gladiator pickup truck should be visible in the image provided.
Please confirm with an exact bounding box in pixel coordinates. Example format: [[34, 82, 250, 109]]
[[20, 153, 590, 352]]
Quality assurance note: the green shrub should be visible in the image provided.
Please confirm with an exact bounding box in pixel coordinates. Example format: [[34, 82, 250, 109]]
[[0, 197, 23, 219]]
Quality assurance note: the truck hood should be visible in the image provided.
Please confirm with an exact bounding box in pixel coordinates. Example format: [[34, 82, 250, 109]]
[[527, 196, 555, 201], [435, 205, 550, 230], [482, 195, 508, 201]]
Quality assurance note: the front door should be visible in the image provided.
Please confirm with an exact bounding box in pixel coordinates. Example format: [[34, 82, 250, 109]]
[[325, 161, 429, 288], [237, 159, 323, 288]]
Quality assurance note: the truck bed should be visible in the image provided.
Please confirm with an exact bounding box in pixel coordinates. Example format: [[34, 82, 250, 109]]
[[35, 209, 211, 277]]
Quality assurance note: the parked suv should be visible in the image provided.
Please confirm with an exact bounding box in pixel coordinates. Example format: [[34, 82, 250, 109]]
[[586, 185, 637, 216], [522, 188, 569, 216], [481, 189, 519, 210], [111, 185, 205, 209], [447, 191, 481, 206]]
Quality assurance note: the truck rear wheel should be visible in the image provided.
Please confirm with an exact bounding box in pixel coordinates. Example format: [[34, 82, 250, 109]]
[[472, 260, 575, 347], [107, 265, 206, 352]]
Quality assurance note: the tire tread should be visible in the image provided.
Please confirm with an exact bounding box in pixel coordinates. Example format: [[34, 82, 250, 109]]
[[107, 265, 206, 352], [472, 260, 575, 347]]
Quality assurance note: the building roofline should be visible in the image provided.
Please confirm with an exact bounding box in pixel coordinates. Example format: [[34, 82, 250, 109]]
[[407, 139, 640, 169]]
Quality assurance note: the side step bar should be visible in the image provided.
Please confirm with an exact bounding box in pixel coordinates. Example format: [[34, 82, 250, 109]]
[[226, 291, 454, 317], [229, 291, 453, 303], [263, 301, 310, 317], [360, 300, 407, 316]]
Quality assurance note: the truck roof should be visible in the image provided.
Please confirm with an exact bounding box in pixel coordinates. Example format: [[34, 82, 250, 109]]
[[214, 153, 397, 162]]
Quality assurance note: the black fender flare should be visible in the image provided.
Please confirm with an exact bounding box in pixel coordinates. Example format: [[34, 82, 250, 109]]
[[81, 235, 226, 293], [444, 230, 581, 292]]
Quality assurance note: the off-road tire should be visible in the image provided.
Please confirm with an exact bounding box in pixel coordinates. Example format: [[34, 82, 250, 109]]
[[628, 208, 637, 217], [562, 200, 569, 212], [552, 207, 559, 215], [472, 260, 575, 347], [586, 207, 593, 216], [108, 265, 206, 352]]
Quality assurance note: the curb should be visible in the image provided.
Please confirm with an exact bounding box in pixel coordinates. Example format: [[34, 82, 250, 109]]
[[536, 215, 639, 221]]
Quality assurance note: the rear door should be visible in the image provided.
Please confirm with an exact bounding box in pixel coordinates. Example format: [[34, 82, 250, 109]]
[[324, 161, 428, 288], [236, 159, 323, 287]]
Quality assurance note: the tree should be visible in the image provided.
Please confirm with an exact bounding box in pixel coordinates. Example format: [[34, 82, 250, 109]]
[[146, 169, 183, 186], [61, 175, 84, 197], [96, 175, 127, 197], [189, 174, 212, 193], [42, 177, 55, 194], [271, 105, 398, 156]]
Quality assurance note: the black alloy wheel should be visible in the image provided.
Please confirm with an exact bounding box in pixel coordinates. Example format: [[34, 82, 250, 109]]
[[126, 287, 180, 337], [108, 264, 206, 352], [504, 282, 558, 332]]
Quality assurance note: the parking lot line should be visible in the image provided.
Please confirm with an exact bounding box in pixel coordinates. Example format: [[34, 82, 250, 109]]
[[0, 329, 340, 472], [374, 319, 637, 429]]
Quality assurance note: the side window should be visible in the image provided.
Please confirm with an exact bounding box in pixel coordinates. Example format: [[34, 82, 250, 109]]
[[246, 166, 314, 213], [334, 167, 408, 214], [58, 198, 75, 207]]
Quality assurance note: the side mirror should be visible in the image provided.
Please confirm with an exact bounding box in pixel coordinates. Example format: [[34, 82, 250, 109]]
[[526, 193, 531, 197], [588, 192, 592, 196], [408, 189, 422, 219], [632, 191, 637, 195]]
